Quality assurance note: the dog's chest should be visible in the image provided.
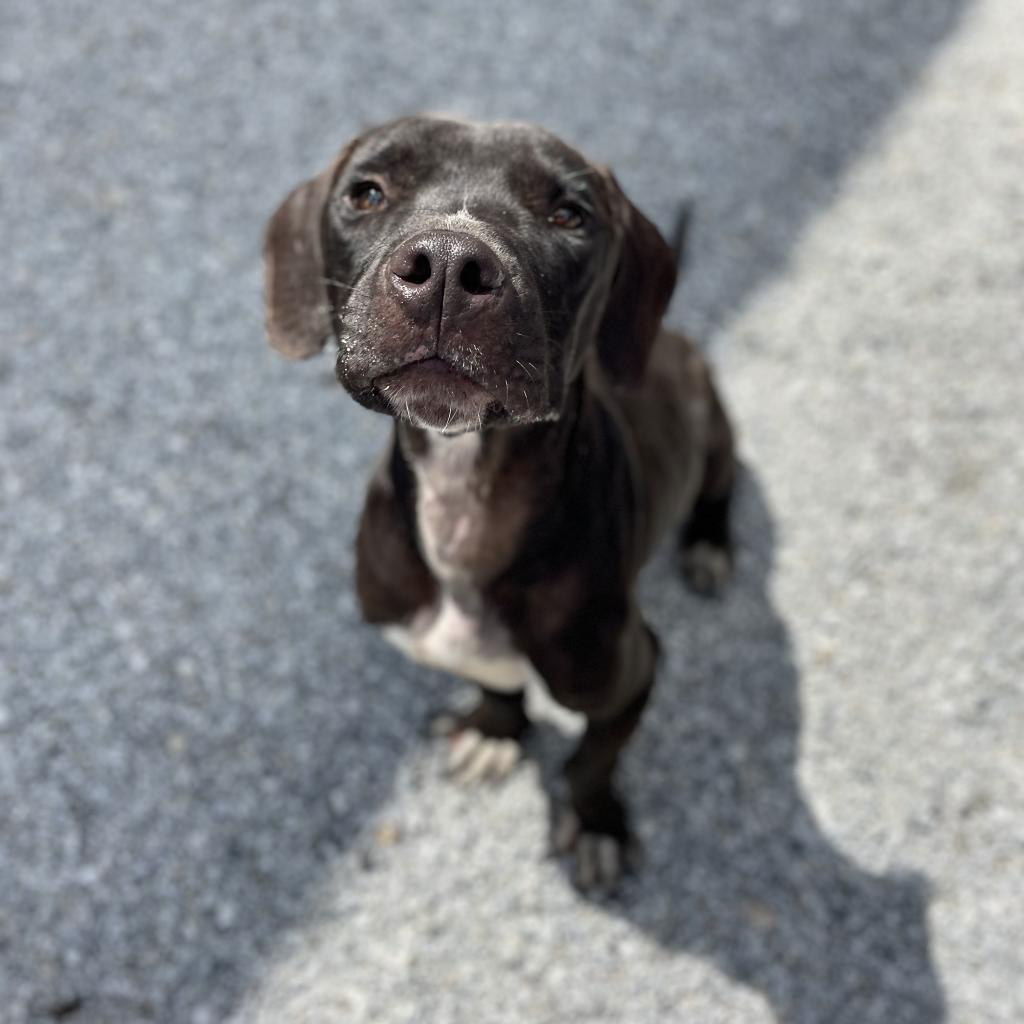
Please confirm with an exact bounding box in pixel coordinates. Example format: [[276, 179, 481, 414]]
[[383, 588, 536, 693], [383, 432, 537, 692], [410, 432, 527, 582]]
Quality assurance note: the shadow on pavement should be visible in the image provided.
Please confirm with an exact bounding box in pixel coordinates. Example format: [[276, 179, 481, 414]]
[[581, 468, 946, 1024]]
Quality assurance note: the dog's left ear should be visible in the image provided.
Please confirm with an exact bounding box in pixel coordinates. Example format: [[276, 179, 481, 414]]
[[262, 141, 357, 360], [595, 173, 678, 384]]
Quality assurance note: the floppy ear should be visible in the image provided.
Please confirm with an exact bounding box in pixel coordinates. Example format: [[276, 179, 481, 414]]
[[595, 174, 678, 384], [262, 143, 355, 359]]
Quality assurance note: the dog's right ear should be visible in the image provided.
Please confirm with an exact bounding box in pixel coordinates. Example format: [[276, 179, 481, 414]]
[[262, 142, 356, 359]]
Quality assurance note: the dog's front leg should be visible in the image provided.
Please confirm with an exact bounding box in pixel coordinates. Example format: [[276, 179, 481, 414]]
[[532, 608, 658, 891], [354, 439, 436, 626]]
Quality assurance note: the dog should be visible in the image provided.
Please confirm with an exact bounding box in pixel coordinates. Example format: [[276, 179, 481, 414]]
[[263, 115, 736, 889]]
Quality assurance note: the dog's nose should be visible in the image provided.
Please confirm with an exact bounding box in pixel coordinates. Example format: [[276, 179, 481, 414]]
[[387, 231, 503, 321]]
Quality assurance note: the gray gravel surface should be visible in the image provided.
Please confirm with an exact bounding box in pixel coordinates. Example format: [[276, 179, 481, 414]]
[[2, 1, 1021, 1022]]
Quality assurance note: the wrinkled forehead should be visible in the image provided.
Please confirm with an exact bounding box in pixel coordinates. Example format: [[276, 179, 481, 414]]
[[342, 117, 607, 208]]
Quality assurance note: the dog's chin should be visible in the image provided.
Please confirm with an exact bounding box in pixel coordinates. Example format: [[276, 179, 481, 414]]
[[373, 357, 504, 434]]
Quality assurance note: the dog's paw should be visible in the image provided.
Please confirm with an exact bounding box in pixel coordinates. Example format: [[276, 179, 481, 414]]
[[431, 717, 523, 784], [551, 809, 635, 893], [680, 541, 732, 597]]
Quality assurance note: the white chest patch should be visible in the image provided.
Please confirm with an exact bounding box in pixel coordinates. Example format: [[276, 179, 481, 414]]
[[382, 594, 583, 735], [383, 590, 538, 694]]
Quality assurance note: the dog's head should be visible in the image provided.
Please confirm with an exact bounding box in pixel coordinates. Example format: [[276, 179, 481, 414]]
[[264, 116, 676, 432]]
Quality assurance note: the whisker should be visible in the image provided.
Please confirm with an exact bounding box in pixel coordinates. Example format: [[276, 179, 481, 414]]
[[321, 277, 356, 292]]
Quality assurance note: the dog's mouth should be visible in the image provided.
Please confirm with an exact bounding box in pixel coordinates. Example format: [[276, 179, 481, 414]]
[[373, 356, 502, 433]]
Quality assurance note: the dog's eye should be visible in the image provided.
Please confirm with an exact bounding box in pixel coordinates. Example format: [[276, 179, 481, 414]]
[[348, 182, 387, 211], [548, 203, 586, 230]]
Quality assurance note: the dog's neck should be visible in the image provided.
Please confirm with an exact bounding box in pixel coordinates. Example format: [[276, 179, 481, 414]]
[[394, 377, 587, 586]]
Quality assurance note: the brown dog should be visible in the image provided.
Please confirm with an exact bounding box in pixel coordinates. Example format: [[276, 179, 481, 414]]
[[263, 116, 735, 889]]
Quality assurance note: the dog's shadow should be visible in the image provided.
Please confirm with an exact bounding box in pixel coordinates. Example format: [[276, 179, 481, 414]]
[[537, 467, 944, 1024]]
